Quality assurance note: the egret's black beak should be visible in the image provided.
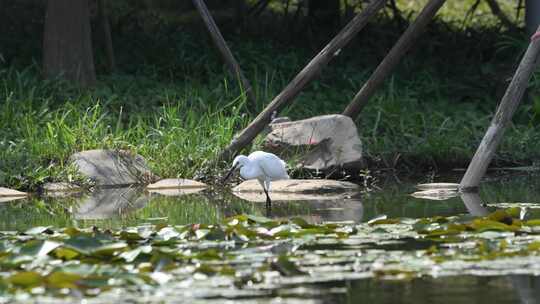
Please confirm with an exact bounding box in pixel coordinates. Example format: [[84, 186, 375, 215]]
[[222, 164, 238, 184]]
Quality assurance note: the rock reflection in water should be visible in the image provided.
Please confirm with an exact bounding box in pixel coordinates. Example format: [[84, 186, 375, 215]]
[[147, 188, 206, 196], [233, 192, 364, 224], [0, 196, 27, 203], [73, 187, 149, 220], [310, 199, 363, 223]]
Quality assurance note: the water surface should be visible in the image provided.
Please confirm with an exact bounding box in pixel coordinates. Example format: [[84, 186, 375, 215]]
[[2, 174, 540, 303]]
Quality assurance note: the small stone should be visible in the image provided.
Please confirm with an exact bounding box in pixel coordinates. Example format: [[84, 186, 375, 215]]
[[70, 149, 158, 186], [43, 182, 81, 193], [415, 183, 460, 191], [146, 178, 207, 190], [233, 179, 359, 194], [0, 187, 27, 197]]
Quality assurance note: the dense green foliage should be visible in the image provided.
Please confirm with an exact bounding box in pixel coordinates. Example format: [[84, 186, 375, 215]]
[[1, 1, 540, 190], [3, 2, 540, 302]]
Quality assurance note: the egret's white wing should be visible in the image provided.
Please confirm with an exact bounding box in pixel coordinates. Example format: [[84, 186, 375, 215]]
[[249, 151, 288, 180]]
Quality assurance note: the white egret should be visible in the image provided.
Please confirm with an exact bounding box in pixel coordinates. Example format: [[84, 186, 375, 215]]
[[223, 151, 289, 207]]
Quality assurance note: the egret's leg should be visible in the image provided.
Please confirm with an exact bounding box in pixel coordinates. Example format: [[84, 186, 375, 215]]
[[257, 179, 272, 212], [263, 187, 272, 216], [263, 180, 272, 209]]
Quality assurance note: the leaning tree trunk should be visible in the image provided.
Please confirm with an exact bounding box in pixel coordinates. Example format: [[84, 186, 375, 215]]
[[43, 0, 96, 86]]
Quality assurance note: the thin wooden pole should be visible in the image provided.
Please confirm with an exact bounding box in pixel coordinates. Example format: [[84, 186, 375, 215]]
[[217, 0, 387, 161], [526, 0, 540, 34], [98, 0, 115, 72], [484, 0, 517, 30], [192, 0, 257, 108], [460, 26, 540, 192], [342, 0, 446, 119]]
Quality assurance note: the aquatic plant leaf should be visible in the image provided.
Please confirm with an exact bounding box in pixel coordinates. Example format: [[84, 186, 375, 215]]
[[8, 271, 43, 288], [119, 231, 144, 241], [247, 214, 273, 224], [156, 227, 180, 241], [487, 210, 515, 225], [524, 219, 540, 226], [5, 211, 540, 301], [53, 247, 80, 260], [63, 235, 103, 255], [63, 227, 83, 237], [271, 255, 305, 277], [46, 271, 83, 289], [195, 229, 210, 240], [24, 226, 53, 235], [291, 217, 315, 229], [19, 240, 61, 257], [119, 247, 144, 263], [469, 219, 520, 232], [372, 219, 402, 225], [367, 215, 388, 224], [527, 242, 540, 251], [194, 249, 222, 261], [505, 207, 522, 219], [149, 271, 172, 285], [92, 242, 128, 256]]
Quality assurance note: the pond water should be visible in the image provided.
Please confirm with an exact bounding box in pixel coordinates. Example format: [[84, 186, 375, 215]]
[[3, 173, 540, 231], [1, 173, 540, 303]]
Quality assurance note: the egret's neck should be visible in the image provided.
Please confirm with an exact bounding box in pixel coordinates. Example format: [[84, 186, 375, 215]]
[[239, 161, 260, 180]]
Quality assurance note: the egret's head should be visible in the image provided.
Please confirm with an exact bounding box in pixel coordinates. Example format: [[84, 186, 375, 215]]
[[223, 155, 249, 183], [232, 155, 249, 168]]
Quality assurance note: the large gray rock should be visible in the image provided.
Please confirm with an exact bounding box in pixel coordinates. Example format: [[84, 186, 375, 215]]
[[233, 179, 359, 194], [70, 149, 158, 186], [264, 114, 363, 171]]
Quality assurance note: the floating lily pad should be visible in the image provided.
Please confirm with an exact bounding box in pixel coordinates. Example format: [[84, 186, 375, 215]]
[[1, 208, 540, 302]]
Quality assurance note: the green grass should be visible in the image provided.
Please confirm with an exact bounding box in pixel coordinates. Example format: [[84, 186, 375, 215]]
[[0, 67, 252, 190], [2, 5, 540, 191]]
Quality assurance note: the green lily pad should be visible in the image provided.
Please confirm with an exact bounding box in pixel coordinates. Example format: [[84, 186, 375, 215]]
[[271, 255, 306, 277], [46, 271, 83, 289], [8, 271, 43, 288]]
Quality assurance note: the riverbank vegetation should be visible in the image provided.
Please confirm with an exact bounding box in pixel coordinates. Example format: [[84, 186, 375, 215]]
[[1, 0, 539, 191]]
